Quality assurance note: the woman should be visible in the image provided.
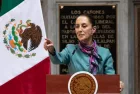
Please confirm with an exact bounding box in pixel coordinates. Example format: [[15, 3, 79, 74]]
[[44, 14, 124, 91]]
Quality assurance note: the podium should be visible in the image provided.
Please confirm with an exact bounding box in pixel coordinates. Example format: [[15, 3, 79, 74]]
[[46, 75, 120, 94]]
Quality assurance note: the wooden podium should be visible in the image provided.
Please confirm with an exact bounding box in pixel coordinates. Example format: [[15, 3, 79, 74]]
[[46, 75, 120, 94]]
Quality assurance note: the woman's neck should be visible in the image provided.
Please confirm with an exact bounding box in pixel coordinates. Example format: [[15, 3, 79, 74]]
[[80, 39, 93, 46]]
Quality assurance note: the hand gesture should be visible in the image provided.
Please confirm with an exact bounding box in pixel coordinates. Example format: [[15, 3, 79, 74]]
[[120, 81, 124, 92], [44, 39, 55, 54]]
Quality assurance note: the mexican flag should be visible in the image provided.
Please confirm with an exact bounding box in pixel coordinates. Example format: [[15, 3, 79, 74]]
[[0, 0, 50, 94]]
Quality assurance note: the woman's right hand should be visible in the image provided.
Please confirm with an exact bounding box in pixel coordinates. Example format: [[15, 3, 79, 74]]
[[44, 39, 55, 54]]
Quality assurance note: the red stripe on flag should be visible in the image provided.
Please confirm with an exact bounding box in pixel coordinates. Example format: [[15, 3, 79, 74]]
[[0, 57, 50, 94]]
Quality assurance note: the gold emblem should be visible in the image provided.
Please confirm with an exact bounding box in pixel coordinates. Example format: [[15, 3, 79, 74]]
[[68, 71, 98, 94]]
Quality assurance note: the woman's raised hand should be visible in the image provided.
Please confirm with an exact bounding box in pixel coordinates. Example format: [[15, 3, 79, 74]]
[[44, 39, 55, 54]]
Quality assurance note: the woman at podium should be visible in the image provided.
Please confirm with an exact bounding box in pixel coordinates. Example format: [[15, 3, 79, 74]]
[[44, 14, 124, 91]]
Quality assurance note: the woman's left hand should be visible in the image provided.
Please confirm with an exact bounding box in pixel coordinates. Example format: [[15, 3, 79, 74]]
[[120, 81, 124, 92]]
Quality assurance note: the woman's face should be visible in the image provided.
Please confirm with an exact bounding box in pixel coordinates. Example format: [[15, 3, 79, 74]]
[[75, 16, 96, 43]]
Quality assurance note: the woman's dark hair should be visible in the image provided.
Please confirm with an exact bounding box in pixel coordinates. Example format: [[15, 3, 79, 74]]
[[75, 14, 95, 26]]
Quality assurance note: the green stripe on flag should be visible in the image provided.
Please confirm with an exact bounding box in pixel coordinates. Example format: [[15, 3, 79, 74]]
[[0, 0, 2, 11], [0, 0, 24, 16]]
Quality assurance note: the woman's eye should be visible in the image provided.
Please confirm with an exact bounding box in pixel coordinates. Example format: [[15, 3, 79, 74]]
[[82, 25, 87, 28], [75, 25, 79, 28]]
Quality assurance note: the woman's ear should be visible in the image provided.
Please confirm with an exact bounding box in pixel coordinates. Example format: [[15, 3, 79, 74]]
[[92, 26, 96, 34]]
